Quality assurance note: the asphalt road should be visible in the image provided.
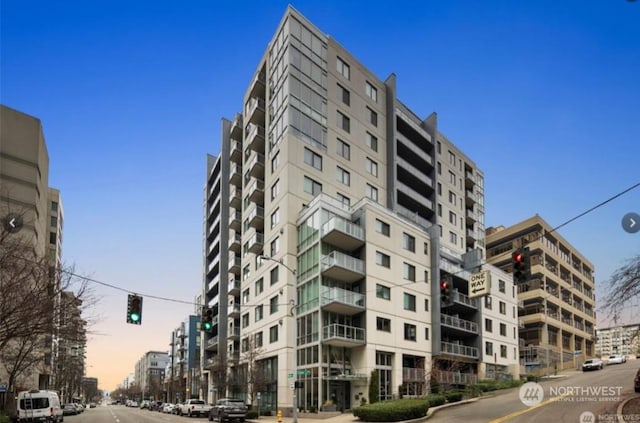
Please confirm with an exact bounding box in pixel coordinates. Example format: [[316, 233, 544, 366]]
[[65, 406, 212, 422], [428, 359, 640, 423]]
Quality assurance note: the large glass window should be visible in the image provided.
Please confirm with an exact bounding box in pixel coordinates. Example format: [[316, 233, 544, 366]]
[[376, 284, 390, 300], [376, 317, 391, 332], [403, 293, 416, 311], [403, 233, 415, 252], [376, 251, 390, 268], [403, 263, 416, 281], [336, 57, 350, 79], [304, 147, 322, 170], [303, 176, 322, 195]]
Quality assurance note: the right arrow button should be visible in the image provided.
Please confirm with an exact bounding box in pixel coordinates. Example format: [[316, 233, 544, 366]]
[[622, 212, 640, 234]]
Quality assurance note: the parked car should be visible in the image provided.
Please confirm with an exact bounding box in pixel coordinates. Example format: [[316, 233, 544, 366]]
[[162, 403, 176, 413], [635, 368, 640, 393], [16, 389, 64, 423], [63, 403, 79, 416], [178, 399, 210, 417], [582, 358, 604, 371], [608, 354, 626, 364], [209, 398, 248, 422]]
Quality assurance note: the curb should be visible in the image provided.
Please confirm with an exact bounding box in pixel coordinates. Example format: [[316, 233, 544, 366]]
[[617, 396, 633, 421], [425, 397, 481, 419]]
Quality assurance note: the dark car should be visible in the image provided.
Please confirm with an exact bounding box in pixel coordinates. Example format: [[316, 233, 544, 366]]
[[209, 398, 248, 422], [582, 358, 603, 371], [635, 368, 640, 393], [63, 403, 78, 415]]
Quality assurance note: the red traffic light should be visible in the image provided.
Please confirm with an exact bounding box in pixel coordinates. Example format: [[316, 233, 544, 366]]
[[440, 280, 448, 289], [513, 251, 524, 263]]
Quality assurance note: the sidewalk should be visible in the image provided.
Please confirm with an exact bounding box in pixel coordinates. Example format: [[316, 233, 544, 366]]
[[250, 413, 358, 423]]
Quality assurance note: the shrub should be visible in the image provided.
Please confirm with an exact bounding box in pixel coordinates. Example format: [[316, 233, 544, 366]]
[[369, 370, 380, 404], [444, 391, 463, 403], [247, 410, 258, 419], [425, 394, 446, 407], [353, 398, 429, 422]]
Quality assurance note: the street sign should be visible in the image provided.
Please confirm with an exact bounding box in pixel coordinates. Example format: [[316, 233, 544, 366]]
[[574, 350, 582, 356], [256, 392, 261, 400], [0, 384, 7, 393], [297, 369, 310, 376], [287, 373, 294, 378], [289, 382, 295, 390], [468, 270, 491, 298]]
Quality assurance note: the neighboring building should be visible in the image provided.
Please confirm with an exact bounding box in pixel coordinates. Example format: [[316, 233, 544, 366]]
[[201, 5, 519, 412], [81, 377, 99, 402], [166, 315, 201, 403], [596, 324, 640, 357], [0, 105, 63, 390], [486, 215, 597, 373], [134, 351, 169, 400]]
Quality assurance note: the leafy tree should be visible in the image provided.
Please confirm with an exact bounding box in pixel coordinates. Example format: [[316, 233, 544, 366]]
[[368, 370, 379, 404]]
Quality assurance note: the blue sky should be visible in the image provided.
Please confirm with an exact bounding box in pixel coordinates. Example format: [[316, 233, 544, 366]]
[[2, 0, 639, 390]]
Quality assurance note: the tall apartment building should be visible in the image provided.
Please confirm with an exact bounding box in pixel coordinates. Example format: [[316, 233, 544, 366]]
[[0, 105, 64, 389], [201, 6, 518, 411], [486, 215, 596, 372], [134, 351, 169, 400], [596, 324, 640, 357], [166, 315, 201, 403]]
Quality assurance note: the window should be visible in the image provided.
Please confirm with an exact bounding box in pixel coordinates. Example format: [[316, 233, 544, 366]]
[[336, 57, 350, 79], [485, 318, 493, 332], [255, 305, 263, 322], [499, 280, 506, 293], [403, 263, 416, 281], [449, 211, 456, 225], [337, 193, 350, 207], [485, 296, 492, 309], [375, 219, 390, 236], [270, 236, 280, 256], [485, 341, 493, 356], [449, 231, 457, 244], [424, 298, 429, 311], [448, 191, 456, 204], [270, 296, 279, 314], [336, 166, 350, 186], [242, 265, 250, 281], [303, 176, 322, 195], [367, 107, 378, 127], [437, 183, 442, 195], [304, 148, 322, 170], [242, 313, 249, 328], [499, 301, 506, 315], [403, 293, 416, 311], [365, 81, 378, 102], [366, 158, 378, 177], [438, 204, 442, 217], [424, 242, 429, 254], [255, 278, 264, 295], [404, 323, 417, 341], [337, 111, 350, 133], [376, 251, 390, 268], [270, 208, 280, 229], [51, 201, 58, 211], [338, 84, 350, 106], [337, 139, 350, 160], [448, 151, 456, 166], [425, 327, 429, 340], [271, 151, 280, 173], [50, 216, 57, 227], [242, 288, 250, 304], [500, 323, 507, 336], [271, 179, 280, 200], [376, 284, 390, 300], [255, 331, 263, 347], [269, 325, 278, 343], [500, 345, 508, 358], [366, 132, 378, 151], [49, 232, 56, 244], [403, 233, 415, 252], [270, 266, 279, 285], [366, 184, 378, 202], [437, 141, 441, 154], [449, 170, 456, 186], [376, 317, 391, 332]]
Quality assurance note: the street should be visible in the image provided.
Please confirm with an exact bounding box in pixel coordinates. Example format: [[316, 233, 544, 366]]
[[66, 406, 212, 423], [429, 360, 640, 422]]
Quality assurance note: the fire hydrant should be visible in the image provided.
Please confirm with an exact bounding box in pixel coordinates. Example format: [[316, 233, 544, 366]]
[[277, 409, 282, 423]]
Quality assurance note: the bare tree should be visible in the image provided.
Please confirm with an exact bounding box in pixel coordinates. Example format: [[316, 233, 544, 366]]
[[601, 255, 640, 323], [241, 336, 266, 406], [210, 355, 229, 400], [427, 357, 468, 393]]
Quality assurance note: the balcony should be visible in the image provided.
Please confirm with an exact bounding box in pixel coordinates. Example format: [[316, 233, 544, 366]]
[[228, 213, 242, 236], [228, 277, 240, 296], [228, 303, 241, 317], [247, 152, 265, 179], [466, 209, 478, 224], [247, 205, 265, 229], [229, 253, 241, 274], [247, 229, 264, 253], [229, 163, 242, 187], [205, 336, 219, 351], [246, 98, 265, 125], [230, 114, 243, 139], [464, 170, 476, 188], [230, 139, 242, 163], [437, 370, 478, 386], [439, 258, 471, 280], [321, 251, 365, 283], [320, 287, 365, 315], [440, 245, 462, 261], [246, 123, 266, 152], [248, 71, 266, 98], [440, 314, 478, 335], [451, 290, 478, 309], [466, 228, 478, 242], [229, 185, 241, 209], [229, 230, 241, 253], [228, 326, 241, 340], [465, 190, 477, 204], [321, 216, 365, 251], [402, 367, 426, 382], [322, 323, 365, 347], [204, 357, 220, 368], [440, 341, 479, 359], [397, 180, 433, 210], [396, 156, 434, 188], [247, 177, 265, 204]]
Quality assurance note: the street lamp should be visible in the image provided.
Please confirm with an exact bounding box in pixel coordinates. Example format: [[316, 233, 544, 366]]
[[258, 255, 298, 423]]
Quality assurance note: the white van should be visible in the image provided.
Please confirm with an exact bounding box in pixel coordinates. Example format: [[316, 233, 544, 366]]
[[17, 389, 64, 422]]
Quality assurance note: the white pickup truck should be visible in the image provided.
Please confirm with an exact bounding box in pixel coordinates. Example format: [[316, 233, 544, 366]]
[[178, 399, 211, 417]]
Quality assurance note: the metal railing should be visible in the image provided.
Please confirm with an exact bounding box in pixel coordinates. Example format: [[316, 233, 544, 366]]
[[322, 323, 365, 343], [441, 341, 479, 358], [320, 287, 365, 308], [321, 251, 364, 274], [441, 314, 478, 333]]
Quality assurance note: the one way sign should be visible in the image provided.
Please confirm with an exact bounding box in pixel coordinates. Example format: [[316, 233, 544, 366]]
[[468, 270, 491, 299]]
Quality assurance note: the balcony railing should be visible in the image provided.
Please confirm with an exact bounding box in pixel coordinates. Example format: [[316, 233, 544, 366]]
[[441, 341, 479, 359], [322, 323, 366, 345], [452, 290, 478, 308], [402, 367, 425, 382], [321, 287, 365, 311], [441, 314, 478, 333], [437, 370, 478, 386], [321, 216, 364, 250], [321, 251, 365, 282]]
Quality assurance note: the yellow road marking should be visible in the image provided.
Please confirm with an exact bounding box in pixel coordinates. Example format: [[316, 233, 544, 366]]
[[488, 393, 571, 423]]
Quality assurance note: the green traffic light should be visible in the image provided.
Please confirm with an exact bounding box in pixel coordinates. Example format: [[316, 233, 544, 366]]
[[130, 313, 140, 322], [204, 322, 212, 331]]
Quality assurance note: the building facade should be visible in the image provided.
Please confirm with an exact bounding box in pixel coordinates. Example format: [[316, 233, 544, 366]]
[[167, 315, 201, 403], [201, 6, 519, 411], [596, 324, 640, 357], [134, 351, 169, 400], [486, 215, 596, 373]]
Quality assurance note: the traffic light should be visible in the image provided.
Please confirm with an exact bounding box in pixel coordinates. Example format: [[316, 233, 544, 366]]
[[512, 247, 531, 283], [202, 307, 214, 332], [127, 294, 143, 325], [440, 279, 452, 305]]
